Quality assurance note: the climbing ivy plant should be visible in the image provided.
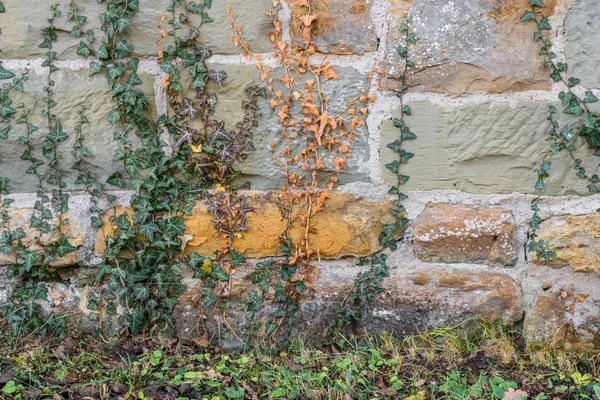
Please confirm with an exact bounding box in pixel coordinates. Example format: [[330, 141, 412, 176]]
[[0, 0, 418, 345], [330, 17, 417, 338], [521, 0, 600, 262]]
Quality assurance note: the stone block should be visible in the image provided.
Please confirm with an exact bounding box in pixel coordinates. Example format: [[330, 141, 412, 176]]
[[524, 284, 600, 353], [413, 203, 518, 267], [174, 266, 523, 345], [0, 0, 273, 59], [96, 191, 405, 260], [0, 208, 84, 267], [287, 0, 377, 55], [0, 68, 155, 193], [167, 63, 371, 190], [380, 101, 595, 195], [565, 0, 600, 90], [383, 0, 557, 94], [535, 214, 600, 273]]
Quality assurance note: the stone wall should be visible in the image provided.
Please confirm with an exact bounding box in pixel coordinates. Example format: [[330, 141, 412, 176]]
[[1, 0, 600, 351]]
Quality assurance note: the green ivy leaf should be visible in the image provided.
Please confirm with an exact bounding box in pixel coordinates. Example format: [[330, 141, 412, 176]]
[[191, 74, 206, 89], [107, 110, 121, 124], [393, 118, 404, 128], [187, 2, 203, 12], [563, 100, 584, 116], [387, 140, 402, 153], [106, 172, 124, 188], [89, 62, 102, 77], [529, 0, 544, 6], [0, 125, 10, 140], [399, 150, 414, 164], [86, 29, 95, 43], [139, 222, 160, 241], [401, 130, 417, 141], [567, 77, 581, 88], [0, 67, 15, 80], [131, 284, 149, 301], [127, 308, 146, 334], [396, 46, 408, 57], [97, 45, 109, 60], [583, 91, 599, 104], [230, 249, 245, 267], [116, 18, 132, 33], [211, 265, 229, 282], [538, 16, 551, 30], [56, 236, 77, 257], [70, 26, 81, 37], [385, 160, 399, 173], [0, 2, 5, 13], [48, 120, 68, 142], [202, 12, 213, 24], [19, 251, 39, 271], [76, 41, 91, 57], [520, 10, 537, 23]]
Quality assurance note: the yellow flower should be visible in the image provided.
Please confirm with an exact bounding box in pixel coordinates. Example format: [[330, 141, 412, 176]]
[[189, 143, 203, 153]]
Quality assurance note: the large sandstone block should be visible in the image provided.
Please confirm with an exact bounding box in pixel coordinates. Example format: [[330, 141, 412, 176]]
[[380, 101, 595, 195], [0, 68, 155, 193], [96, 191, 405, 259], [0, 0, 272, 59], [383, 0, 557, 94], [170, 64, 371, 190], [174, 266, 523, 346], [535, 214, 600, 273], [0, 208, 84, 267], [413, 203, 518, 267], [565, 0, 600, 90], [287, 0, 377, 55]]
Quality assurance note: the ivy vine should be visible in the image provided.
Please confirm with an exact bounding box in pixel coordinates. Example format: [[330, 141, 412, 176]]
[[521, 0, 600, 262], [330, 17, 417, 338]]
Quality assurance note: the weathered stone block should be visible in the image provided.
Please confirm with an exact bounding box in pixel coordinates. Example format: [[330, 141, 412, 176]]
[[380, 101, 595, 195], [287, 0, 377, 55], [0, 0, 104, 59], [0, 208, 84, 267], [130, 0, 274, 56], [524, 287, 600, 353], [96, 191, 405, 259], [383, 0, 557, 93], [174, 266, 523, 346], [535, 214, 600, 273], [565, 0, 600, 90], [169, 64, 371, 190], [0, 68, 155, 193], [0, 0, 272, 59], [413, 203, 518, 267]]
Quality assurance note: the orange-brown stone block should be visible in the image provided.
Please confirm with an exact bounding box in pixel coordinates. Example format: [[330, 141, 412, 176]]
[[96, 191, 405, 260], [535, 214, 600, 273], [0, 209, 84, 267], [413, 203, 518, 266]]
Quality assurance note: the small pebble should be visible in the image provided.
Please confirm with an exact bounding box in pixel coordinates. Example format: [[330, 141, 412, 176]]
[[542, 280, 553, 290]]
